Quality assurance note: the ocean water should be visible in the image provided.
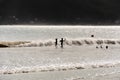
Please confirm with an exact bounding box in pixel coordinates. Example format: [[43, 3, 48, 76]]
[[0, 25, 120, 41], [1, 25, 120, 80]]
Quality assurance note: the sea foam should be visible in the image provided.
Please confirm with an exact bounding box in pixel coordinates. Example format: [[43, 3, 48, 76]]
[[1, 60, 120, 74]]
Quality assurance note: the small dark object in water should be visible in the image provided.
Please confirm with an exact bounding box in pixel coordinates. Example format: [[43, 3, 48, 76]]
[[106, 46, 108, 49], [100, 45, 103, 48], [96, 46, 98, 49], [0, 44, 9, 48], [91, 35, 94, 37]]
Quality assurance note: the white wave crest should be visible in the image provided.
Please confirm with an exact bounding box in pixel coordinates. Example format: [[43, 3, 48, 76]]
[[0, 38, 120, 47], [13, 38, 120, 47]]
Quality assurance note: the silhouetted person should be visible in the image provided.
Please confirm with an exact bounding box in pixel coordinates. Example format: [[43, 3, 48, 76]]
[[106, 46, 108, 49], [55, 38, 58, 48], [91, 35, 94, 37], [60, 38, 64, 48]]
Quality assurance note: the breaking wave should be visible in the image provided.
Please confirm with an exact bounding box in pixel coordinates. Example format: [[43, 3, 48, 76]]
[[0, 38, 120, 47], [1, 60, 120, 74]]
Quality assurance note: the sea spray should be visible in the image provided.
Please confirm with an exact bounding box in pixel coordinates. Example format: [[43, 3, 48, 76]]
[[0, 38, 119, 47]]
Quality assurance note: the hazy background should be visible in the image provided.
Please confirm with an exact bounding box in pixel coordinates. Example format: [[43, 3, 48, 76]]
[[0, 0, 120, 25]]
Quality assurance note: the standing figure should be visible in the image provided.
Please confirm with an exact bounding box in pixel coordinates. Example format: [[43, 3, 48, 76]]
[[106, 46, 108, 49], [60, 38, 64, 48], [55, 38, 58, 48]]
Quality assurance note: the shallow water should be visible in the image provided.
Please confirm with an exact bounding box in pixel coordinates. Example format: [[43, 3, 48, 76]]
[[1, 67, 120, 80], [1, 45, 120, 80], [1, 25, 120, 80], [0, 25, 120, 41]]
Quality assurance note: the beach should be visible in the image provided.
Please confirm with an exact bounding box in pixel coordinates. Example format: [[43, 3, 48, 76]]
[[0, 25, 120, 80]]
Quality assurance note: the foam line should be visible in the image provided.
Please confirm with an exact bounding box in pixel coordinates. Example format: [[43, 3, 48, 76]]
[[1, 60, 120, 74]]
